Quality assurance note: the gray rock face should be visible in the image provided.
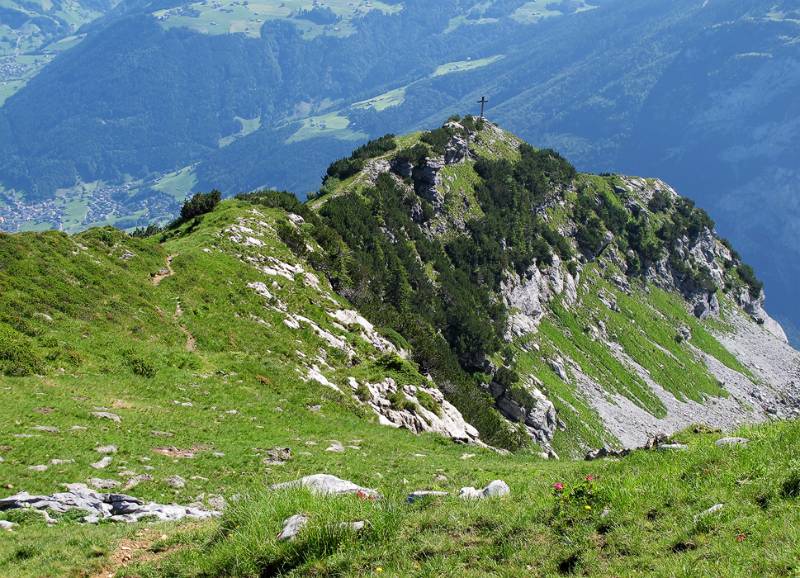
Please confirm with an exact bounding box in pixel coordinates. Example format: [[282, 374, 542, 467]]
[[490, 377, 559, 447], [412, 157, 446, 208], [270, 474, 381, 499], [277, 514, 309, 541], [458, 480, 510, 500], [348, 377, 481, 444], [0, 484, 220, 524], [501, 255, 577, 340]]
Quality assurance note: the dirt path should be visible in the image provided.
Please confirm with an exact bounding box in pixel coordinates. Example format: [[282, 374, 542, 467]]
[[151, 255, 176, 286], [91, 529, 165, 578], [174, 299, 197, 352]]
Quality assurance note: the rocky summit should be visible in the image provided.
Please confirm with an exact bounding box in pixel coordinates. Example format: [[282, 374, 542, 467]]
[[0, 120, 798, 576]]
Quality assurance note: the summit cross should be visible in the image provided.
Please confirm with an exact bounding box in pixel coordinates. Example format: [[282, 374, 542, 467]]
[[477, 96, 488, 119]]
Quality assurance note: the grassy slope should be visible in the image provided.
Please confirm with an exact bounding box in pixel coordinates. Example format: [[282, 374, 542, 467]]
[[107, 422, 800, 576]]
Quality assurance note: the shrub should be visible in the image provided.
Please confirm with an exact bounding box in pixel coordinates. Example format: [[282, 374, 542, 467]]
[[277, 221, 308, 257], [355, 382, 371, 402], [781, 470, 800, 499], [0, 324, 43, 376], [648, 190, 673, 212], [179, 190, 221, 222], [416, 390, 442, 416], [124, 352, 157, 378], [737, 263, 763, 298], [389, 390, 417, 412]]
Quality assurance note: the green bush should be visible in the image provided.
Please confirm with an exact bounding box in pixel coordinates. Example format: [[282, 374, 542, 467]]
[[781, 470, 800, 499], [389, 390, 417, 412], [179, 190, 221, 222], [416, 389, 442, 416], [0, 323, 43, 376], [737, 263, 763, 299], [124, 352, 157, 378]]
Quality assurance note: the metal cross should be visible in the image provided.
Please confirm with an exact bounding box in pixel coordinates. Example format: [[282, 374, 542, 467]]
[[477, 96, 488, 119]]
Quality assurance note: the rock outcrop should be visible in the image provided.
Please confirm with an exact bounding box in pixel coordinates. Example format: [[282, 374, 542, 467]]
[[0, 484, 220, 524], [348, 377, 481, 444]]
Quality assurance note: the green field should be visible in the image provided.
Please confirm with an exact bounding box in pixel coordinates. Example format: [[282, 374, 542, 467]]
[[287, 112, 367, 144], [353, 87, 407, 112], [433, 55, 505, 78], [153, 165, 200, 202]]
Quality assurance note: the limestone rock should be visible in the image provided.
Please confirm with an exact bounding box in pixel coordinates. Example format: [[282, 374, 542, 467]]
[[95, 445, 118, 454], [407, 490, 449, 504], [270, 474, 381, 499], [165, 475, 186, 489], [90, 456, 113, 470], [277, 514, 308, 541], [350, 377, 480, 444], [458, 480, 510, 500], [0, 484, 219, 524], [91, 412, 121, 423], [715, 437, 749, 447]]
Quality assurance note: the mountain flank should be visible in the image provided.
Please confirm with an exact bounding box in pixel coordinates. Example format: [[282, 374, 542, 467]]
[[0, 120, 799, 576]]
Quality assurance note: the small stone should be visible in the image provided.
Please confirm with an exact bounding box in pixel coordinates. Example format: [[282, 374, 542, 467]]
[[460, 453, 475, 460], [151, 431, 174, 437], [95, 445, 118, 454], [124, 474, 153, 490], [91, 456, 113, 469], [165, 475, 186, 489], [407, 490, 449, 504], [339, 520, 366, 532], [28, 465, 48, 472], [325, 442, 345, 453], [91, 412, 121, 423], [89, 478, 120, 490], [277, 514, 309, 541], [434, 474, 448, 483], [0, 520, 14, 531], [658, 444, 688, 451], [70, 426, 88, 431], [49, 458, 74, 465], [715, 437, 749, 447], [263, 448, 292, 465], [459, 480, 510, 500], [695, 503, 724, 522], [31, 425, 59, 433]]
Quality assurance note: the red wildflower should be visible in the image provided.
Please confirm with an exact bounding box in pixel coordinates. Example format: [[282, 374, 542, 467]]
[[585, 474, 596, 482], [356, 490, 376, 501], [736, 533, 746, 543], [553, 482, 565, 492]]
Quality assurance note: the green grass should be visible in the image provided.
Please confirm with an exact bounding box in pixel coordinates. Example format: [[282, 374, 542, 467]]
[[105, 421, 800, 577]]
